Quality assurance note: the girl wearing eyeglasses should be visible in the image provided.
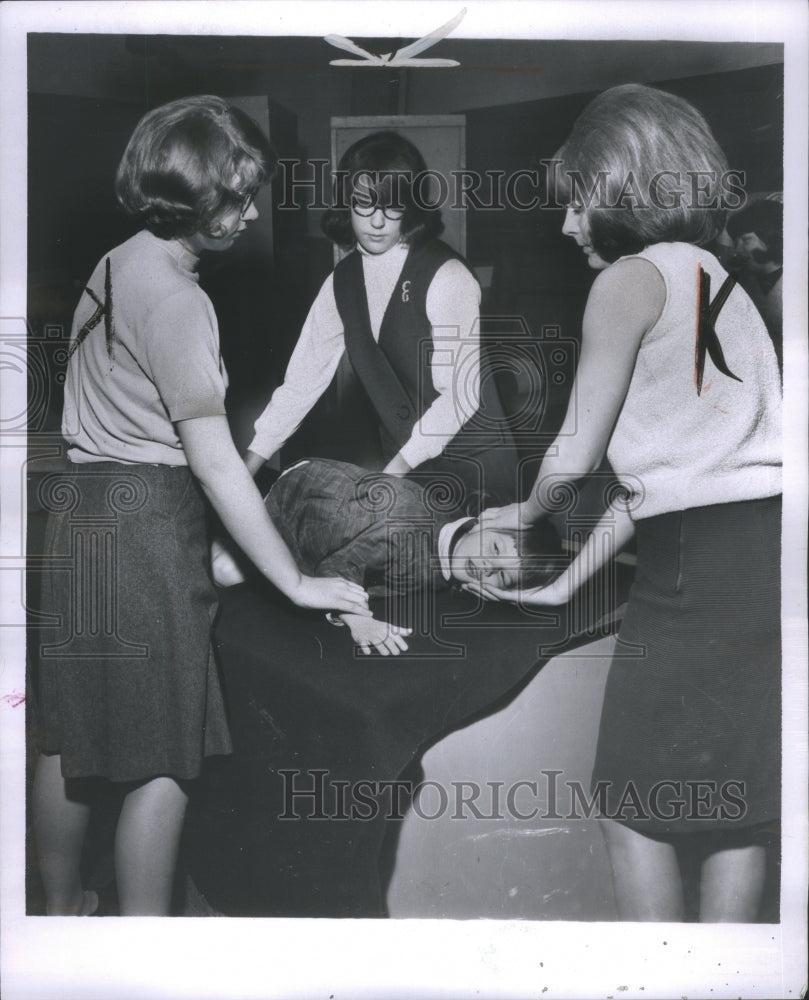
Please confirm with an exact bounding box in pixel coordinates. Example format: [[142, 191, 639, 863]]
[[244, 131, 519, 512]]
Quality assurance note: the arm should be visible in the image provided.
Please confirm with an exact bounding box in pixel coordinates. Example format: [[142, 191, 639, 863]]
[[483, 258, 665, 528], [243, 449, 266, 477], [524, 258, 664, 518], [211, 541, 410, 651], [468, 497, 636, 605], [386, 260, 481, 473], [178, 415, 369, 615], [246, 276, 346, 473], [337, 613, 412, 656]]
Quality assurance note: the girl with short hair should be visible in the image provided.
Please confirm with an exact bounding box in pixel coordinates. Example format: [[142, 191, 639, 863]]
[[32, 95, 369, 916]]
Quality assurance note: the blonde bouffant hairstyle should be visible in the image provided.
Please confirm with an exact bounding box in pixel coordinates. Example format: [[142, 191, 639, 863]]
[[554, 84, 734, 262]]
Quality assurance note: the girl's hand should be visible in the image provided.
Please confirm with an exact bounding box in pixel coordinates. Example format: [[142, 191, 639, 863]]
[[477, 502, 530, 530], [290, 576, 371, 617], [463, 572, 572, 607], [341, 613, 412, 656], [210, 539, 370, 616], [210, 538, 246, 587]]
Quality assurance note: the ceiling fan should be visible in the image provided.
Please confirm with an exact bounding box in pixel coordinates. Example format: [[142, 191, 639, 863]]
[[324, 8, 465, 67]]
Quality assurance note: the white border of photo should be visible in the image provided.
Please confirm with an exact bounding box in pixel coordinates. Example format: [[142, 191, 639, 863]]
[[1, 3, 806, 998]]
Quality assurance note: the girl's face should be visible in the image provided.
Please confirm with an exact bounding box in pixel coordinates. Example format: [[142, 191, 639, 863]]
[[184, 196, 259, 255], [449, 524, 522, 590], [350, 182, 404, 255], [562, 204, 609, 270]]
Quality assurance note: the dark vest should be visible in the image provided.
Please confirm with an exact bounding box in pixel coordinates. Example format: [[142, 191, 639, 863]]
[[332, 240, 518, 506]]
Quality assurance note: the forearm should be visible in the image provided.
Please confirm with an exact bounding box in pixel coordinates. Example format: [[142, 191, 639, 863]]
[[400, 263, 481, 469], [248, 381, 322, 463], [178, 416, 303, 595], [182, 416, 371, 615], [521, 441, 606, 522], [197, 453, 304, 594], [398, 344, 479, 469], [555, 499, 635, 594], [521, 259, 661, 524], [398, 388, 470, 468], [243, 449, 266, 477], [248, 278, 345, 461]]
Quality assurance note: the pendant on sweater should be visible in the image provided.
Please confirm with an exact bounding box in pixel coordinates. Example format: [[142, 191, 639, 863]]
[[401, 280, 411, 303]]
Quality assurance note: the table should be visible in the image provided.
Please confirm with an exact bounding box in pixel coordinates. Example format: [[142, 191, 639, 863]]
[[184, 568, 629, 917]]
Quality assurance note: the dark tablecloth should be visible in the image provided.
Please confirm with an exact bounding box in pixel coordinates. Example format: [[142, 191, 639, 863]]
[[185, 574, 627, 917]]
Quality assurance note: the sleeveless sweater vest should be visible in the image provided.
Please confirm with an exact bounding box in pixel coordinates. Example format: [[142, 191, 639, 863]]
[[332, 240, 512, 463]]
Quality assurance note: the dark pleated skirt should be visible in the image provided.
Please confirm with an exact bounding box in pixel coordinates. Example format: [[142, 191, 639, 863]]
[[34, 463, 232, 782], [592, 496, 781, 833]]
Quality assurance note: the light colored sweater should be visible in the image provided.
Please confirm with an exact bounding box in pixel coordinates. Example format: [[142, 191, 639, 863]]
[[606, 242, 781, 519], [64, 230, 228, 465]]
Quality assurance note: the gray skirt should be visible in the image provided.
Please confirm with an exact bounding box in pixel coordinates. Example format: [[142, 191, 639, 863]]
[[592, 496, 781, 833], [34, 462, 232, 782]]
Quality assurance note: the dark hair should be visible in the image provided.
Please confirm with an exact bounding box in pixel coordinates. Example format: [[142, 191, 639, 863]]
[[321, 131, 444, 250], [725, 198, 783, 264], [499, 521, 567, 590], [115, 95, 278, 239], [554, 84, 730, 263]]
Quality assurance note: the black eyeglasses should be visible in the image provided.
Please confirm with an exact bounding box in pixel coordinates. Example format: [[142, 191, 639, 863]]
[[239, 193, 256, 218], [350, 197, 404, 221]]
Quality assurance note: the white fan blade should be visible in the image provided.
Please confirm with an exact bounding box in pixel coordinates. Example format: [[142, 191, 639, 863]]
[[324, 34, 378, 61], [392, 7, 466, 61]]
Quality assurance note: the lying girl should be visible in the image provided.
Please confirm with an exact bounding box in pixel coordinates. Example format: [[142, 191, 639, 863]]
[[213, 457, 565, 656]]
